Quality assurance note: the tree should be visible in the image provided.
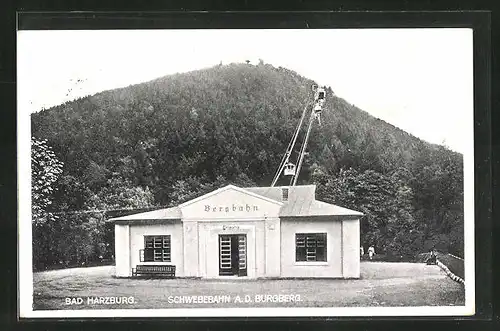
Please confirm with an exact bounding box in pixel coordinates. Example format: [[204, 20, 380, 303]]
[[169, 173, 257, 205], [316, 167, 421, 257], [31, 138, 64, 225], [87, 176, 155, 210]]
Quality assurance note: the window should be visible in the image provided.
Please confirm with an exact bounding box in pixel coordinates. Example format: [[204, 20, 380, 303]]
[[282, 188, 289, 201], [295, 233, 327, 262], [142, 235, 171, 262]]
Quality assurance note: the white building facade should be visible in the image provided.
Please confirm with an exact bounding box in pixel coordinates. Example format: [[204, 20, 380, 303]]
[[110, 185, 363, 279]]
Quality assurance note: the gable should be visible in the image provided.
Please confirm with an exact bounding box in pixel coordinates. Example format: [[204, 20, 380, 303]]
[[180, 185, 282, 220]]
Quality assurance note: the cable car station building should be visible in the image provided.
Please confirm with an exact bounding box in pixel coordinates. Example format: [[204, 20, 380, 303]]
[[110, 184, 363, 279]]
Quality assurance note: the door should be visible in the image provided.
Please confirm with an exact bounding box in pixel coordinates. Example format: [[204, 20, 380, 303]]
[[219, 234, 247, 276], [219, 235, 232, 276], [237, 234, 247, 276]]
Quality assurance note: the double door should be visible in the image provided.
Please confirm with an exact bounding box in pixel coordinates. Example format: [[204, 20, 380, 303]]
[[218, 234, 247, 276]]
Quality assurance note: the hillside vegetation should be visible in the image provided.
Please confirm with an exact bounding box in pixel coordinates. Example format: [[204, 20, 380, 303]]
[[31, 62, 464, 269]]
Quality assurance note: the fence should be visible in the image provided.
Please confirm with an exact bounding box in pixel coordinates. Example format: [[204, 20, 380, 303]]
[[436, 252, 464, 280]]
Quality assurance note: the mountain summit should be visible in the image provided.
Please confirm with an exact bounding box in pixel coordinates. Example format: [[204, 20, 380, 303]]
[[33, 62, 457, 184]]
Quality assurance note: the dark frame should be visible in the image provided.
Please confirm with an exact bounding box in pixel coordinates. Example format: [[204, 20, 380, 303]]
[[8, 8, 493, 329]]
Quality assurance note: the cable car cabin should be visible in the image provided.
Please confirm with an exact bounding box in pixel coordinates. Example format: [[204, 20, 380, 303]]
[[284, 163, 296, 176], [314, 103, 323, 114]]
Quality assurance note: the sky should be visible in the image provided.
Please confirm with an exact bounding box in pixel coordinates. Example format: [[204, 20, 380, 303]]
[[17, 28, 473, 153]]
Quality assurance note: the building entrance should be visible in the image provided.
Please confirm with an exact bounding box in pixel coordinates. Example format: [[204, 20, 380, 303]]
[[218, 234, 247, 276]]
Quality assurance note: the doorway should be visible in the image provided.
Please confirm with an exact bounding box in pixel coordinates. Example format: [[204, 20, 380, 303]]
[[218, 234, 247, 276]]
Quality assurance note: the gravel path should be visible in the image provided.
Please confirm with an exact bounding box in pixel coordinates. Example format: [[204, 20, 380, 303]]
[[33, 262, 465, 310]]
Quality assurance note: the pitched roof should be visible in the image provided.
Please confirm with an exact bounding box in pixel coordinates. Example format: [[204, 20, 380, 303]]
[[108, 184, 362, 222], [245, 185, 316, 203], [108, 206, 181, 222], [283, 199, 363, 217], [178, 184, 282, 208], [245, 185, 363, 217]]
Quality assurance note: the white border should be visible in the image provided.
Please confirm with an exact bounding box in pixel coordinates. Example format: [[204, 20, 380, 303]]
[[17, 28, 475, 318], [25, 306, 473, 318]]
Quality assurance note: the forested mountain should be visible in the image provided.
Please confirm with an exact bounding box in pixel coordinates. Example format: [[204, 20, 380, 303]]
[[31, 62, 464, 269]]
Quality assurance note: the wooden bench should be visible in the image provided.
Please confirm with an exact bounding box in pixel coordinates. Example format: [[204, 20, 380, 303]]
[[132, 265, 176, 278]]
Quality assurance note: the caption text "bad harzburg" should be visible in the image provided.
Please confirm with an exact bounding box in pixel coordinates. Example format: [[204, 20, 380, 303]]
[[65, 294, 301, 305]]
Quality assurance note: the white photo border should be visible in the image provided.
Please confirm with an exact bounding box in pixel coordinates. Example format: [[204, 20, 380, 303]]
[[17, 27, 476, 319]]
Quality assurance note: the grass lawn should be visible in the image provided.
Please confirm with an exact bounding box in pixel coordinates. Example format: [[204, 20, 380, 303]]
[[33, 262, 465, 310]]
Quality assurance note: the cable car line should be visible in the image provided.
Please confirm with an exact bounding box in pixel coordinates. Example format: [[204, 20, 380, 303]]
[[271, 85, 327, 187]]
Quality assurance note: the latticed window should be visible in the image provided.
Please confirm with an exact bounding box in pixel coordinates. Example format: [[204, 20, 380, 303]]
[[142, 235, 171, 262], [295, 233, 327, 262]]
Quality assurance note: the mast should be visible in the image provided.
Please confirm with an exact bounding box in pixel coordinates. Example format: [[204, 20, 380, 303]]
[[271, 85, 327, 187], [290, 110, 315, 186], [270, 103, 310, 187]]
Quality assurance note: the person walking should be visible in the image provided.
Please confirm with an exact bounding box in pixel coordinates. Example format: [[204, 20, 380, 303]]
[[368, 245, 375, 260], [360, 246, 364, 257], [426, 249, 437, 265]]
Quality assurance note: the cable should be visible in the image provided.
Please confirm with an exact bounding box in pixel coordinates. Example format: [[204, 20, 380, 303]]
[[270, 102, 310, 187], [291, 110, 315, 186]]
